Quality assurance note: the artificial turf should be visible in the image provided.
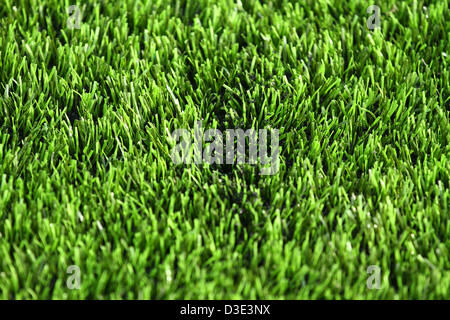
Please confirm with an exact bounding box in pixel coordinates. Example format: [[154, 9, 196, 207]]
[[0, 0, 449, 299]]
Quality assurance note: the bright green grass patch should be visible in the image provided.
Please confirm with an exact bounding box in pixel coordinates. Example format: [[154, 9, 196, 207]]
[[0, 0, 449, 299]]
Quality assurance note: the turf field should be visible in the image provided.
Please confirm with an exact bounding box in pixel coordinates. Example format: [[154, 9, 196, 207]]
[[0, 0, 449, 299]]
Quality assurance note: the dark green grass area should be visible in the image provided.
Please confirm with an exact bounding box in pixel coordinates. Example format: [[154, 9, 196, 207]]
[[0, 0, 449, 299]]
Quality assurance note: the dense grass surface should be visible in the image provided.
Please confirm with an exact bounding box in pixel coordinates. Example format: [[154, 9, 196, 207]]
[[0, 0, 449, 299]]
